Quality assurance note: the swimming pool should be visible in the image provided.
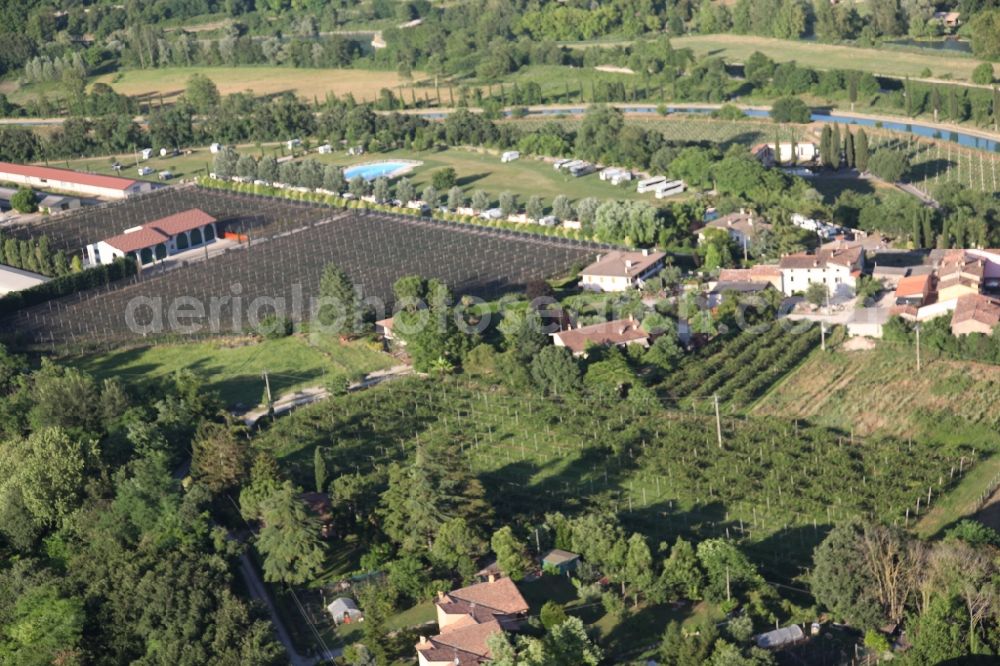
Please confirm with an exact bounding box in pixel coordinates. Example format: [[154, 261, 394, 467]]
[[343, 161, 418, 181]]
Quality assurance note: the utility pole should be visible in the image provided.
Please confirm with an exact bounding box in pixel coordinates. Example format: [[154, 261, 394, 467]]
[[916, 324, 921, 371], [714, 393, 723, 449], [820, 321, 826, 351], [262, 370, 274, 421]]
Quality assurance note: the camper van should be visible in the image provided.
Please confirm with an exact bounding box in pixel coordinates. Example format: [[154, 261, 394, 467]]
[[636, 176, 666, 193]]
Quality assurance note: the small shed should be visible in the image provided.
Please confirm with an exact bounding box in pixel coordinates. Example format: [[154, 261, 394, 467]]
[[327, 597, 363, 625], [541, 549, 580, 575], [140, 148, 153, 160], [756, 624, 805, 649]]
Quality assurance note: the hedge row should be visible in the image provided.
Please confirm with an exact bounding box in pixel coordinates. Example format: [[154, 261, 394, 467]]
[[0, 257, 137, 318]]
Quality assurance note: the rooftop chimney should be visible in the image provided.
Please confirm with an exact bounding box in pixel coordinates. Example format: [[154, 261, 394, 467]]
[[642, 248, 649, 256], [488, 574, 496, 583], [437, 591, 445, 601]]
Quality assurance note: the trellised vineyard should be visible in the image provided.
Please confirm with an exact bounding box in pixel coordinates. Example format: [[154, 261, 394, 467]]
[[255, 376, 976, 580], [659, 324, 823, 409], [0, 191, 597, 350]]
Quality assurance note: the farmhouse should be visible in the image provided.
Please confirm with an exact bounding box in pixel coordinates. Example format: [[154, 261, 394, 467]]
[[0, 265, 49, 295], [0, 162, 153, 200], [579, 249, 666, 292], [716, 265, 782, 290], [932, 10, 961, 28], [894, 273, 932, 307], [39, 194, 82, 213], [415, 575, 529, 666], [951, 293, 1000, 336], [86, 208, 219, 267], [698, 210, 772, 251], [552, 318, 651, 356], [706, 280, 775, 308], [779, 246, 864, 297]]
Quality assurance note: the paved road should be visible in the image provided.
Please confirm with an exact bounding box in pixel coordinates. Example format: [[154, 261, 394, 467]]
[[241, 364, 412, 427]]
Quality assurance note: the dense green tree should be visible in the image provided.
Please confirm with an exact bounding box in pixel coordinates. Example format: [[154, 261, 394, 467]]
[[0, 582, 84, 666], [191, 420, 250, 494], [316, 262, 365, 336], [855, 129, 870, 172], [10, 187, 36, 213], [431, 167, 457, 190], [184, 73, 221, 114], [770, 96, 810, 123], [256, 480, 327, 584], [811, 523, 884, 628], [491, 526, 533, 581], [530, 345, 581, 395]]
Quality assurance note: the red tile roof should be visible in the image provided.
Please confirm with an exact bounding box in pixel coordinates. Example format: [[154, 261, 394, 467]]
[[0, 161, 137, 190], [102, 208, 217, 253], [951, 294, 1000, 330], [553, 319, 650, 355], [103, 226, 170, 253], [446, 577, 529, 616], [152, 208, 217, 235], [894, 274, 931, 298]]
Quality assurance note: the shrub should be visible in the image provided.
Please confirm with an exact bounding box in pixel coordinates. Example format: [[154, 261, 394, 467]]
[[255, 314, 293, 339], [770, 96, 811, 123], [10, 187, 37, 213], [972, 62, 994, 85]]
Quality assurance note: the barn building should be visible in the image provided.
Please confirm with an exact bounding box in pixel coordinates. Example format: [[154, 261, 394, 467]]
[[0, 162, 154, 200], [86, 208, 219, 267]]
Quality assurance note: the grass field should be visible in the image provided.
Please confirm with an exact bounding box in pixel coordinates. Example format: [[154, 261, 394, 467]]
[[88, 66, 426, 105], [752, 341, 1000, 438], [69, 334, 392, 407], [310, 146, 655, 205], [564, 34, 982, 83], [753, 340, 1000, 534]]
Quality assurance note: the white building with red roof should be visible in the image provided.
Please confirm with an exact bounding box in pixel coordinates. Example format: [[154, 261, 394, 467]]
[[0, 162, 154, 200], [86, 208, 219, 267]]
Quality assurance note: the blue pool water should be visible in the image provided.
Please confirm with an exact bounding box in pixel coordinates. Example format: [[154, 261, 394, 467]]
[[343, 161, 412, 181]]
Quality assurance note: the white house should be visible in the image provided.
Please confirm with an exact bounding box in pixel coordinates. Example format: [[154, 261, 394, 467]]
[[579, 249, 666, 292], [0, 162, 153, 200], [779, 246, 864, 298], [0, 265, 49, 295], [698, 209, 772, 252], [86, 208, 219, 267], [317, 144, 334, 154]]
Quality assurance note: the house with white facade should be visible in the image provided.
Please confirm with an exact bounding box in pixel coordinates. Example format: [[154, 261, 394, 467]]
[[698, 209, 772, 252], [0, 162, 154, 200], [778, 246, 865, 298], [86, 208, 219, 267], [579, 249, 666, 292]]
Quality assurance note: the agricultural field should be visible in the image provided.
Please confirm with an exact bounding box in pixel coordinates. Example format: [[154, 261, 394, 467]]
[[897, 135, 1000, 194], [253, 374, 974, 586], [658, 323, 823, 411], [3, 185, 330, 255], [0, 193, 596, 349], [70, 334, 391, 408], [753, 338, 1000, 537], [753, 339, 1000, 439], [91, 66, 425, 105], [562, 34, 983, 83]]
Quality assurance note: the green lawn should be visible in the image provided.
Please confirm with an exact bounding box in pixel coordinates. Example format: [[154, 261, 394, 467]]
[[562, 34, 981, 83], [311, 146, 654, 206], [69, 333, 392, 408]]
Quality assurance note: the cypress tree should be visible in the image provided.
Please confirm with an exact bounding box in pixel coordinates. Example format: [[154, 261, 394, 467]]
[[921, 210, 935, 250], [314, 447, 327, 493], [855, 129, 870, 172], [832, 124, 842, 169], [820, 125, 833, 168], [845, 130, 856, 168], [911, 215, 922, 247]]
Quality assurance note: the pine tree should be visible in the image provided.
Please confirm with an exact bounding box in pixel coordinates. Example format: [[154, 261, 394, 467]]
[[317, 262, 361, 335]]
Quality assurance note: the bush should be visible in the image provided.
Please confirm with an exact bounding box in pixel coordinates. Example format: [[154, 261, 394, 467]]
[[972, 62, 995, 85], [255, 314, 293, 339], [10, 187, 37, 213], [770, 96, 811, 123], [867, 148, 910, 182], [0, 256, 137, 317]]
